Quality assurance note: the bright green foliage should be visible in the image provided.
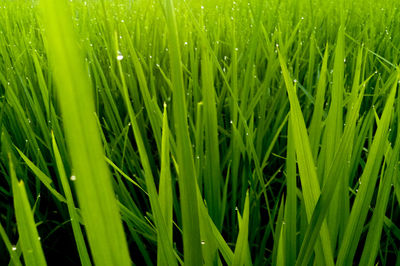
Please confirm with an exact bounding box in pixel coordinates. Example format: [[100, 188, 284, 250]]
[[0, 0, 400, 265]]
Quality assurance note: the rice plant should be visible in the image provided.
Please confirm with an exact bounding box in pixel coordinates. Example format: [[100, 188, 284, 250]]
[[0, 0, 399, 265]]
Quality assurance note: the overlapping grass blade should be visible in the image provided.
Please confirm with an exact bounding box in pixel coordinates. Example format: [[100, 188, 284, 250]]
[[51, 132, 92, 266], [323, 26, 345, 250], [0, 222, 22, 266], [162, 0, 203, 264], [336, 75, 398, 265], [296, 54, 367, 266], [115, 28, 177, 266], [232, 190, 251, 266], [201, 27, 223, 227], [359, 136, 400, 265], [278, 51, 334, 266], [15, 147, 66, 203], [308, 43, 329, 159], [10, 154, 47, 266]]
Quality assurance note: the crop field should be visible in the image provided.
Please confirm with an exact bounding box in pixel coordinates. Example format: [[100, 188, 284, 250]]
[[1, 0, 400, 265]]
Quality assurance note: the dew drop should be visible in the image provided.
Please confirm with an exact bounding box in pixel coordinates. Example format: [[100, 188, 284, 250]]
[[70, 175, 76, 181], [12, 246, 17, 251], [117, 51, 124, 61], [201, 240, 206, 245]]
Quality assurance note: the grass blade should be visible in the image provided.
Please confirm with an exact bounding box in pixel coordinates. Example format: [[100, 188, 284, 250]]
[[157, 104, 173, 265], [278, 50, 334, 266], [51, 132, 92, 266], [232, 190, 251, 266], [10, 154, 47, 266], [163, 0, 203, 264], [15, 147, 66, 203], [337, 76, 398, 265], [0, 222, 22, 266], [39, 0, 131, 265]]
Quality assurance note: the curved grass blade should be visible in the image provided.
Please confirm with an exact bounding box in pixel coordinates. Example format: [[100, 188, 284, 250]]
[[0, 222, 22, 266]]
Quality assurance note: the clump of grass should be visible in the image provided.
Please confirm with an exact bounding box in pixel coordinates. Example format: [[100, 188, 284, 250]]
[[0, 0, 400, 265]]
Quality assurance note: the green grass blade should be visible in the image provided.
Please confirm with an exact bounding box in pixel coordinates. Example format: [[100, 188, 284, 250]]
[[296, 71, 367, 266], [359, 138, 399, 265], [278, 51, 334, 266], [15, 147, 66, 203], [324, 26, 345, 250], [51, 132, 92, 266], [0, 222, 22, 266], [232, 190, 251, 266], [201, 31, 222, 227], [10, 154, 47, 266], [337, 76, 398, 265], [308, 43, 329, 159], [157, 104, 173, 265], [162, 0, 203, 264], [38, 0, 131, 265], [284, 117, 297, 266]]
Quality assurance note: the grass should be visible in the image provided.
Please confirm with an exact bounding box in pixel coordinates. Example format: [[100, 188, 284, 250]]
[[0, 0, 400, 265]]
